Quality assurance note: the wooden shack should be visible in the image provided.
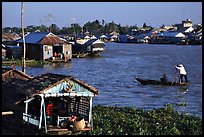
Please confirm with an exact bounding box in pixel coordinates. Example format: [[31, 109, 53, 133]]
[[16, 32, 72, 62], [2, 71, 99, 135]]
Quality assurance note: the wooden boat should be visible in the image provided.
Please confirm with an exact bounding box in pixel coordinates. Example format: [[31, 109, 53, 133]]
[[134, 76, 188, 86]]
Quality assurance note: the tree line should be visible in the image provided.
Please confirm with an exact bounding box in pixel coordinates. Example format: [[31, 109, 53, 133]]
[[2, 19, 153, 36]]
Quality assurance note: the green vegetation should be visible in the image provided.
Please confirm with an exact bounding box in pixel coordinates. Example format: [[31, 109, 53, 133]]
[[2, 20, 152, 36], [2, 59, 49, 66], [81, 104, 202, 135]]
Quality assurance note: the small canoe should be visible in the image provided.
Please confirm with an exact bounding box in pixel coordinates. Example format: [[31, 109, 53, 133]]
[[134, 76, 188, 86]]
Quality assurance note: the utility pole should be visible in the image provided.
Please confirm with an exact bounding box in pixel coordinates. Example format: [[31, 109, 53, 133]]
[[21, 2, 26, 73]]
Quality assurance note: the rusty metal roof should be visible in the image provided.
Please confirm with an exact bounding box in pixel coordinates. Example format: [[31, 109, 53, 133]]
[[2, 33, 21, 41], [39, 35, 66, 45]]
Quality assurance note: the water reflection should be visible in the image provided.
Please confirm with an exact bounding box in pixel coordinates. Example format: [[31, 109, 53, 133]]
[[177, 86, 189, 93]]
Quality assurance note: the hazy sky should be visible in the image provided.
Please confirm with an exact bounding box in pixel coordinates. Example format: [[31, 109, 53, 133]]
[[2, 2, 202, 29]]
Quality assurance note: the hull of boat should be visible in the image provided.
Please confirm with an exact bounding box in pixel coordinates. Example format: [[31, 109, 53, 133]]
[[134, 77, 188, 86]]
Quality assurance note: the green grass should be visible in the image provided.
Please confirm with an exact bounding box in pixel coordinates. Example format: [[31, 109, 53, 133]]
[[81, 104, 202, 135]]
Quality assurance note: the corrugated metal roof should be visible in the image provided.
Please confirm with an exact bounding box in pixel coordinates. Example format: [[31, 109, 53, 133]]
[[39, 35, 65, 45], [17, 32, 68, 45], [2, 33, 21, 41], [17, 32, 49, 44]]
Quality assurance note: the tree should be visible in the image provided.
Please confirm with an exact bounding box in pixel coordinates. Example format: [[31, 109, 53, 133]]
[[143, 22, 147, 28], [49, 24, 60, 34]]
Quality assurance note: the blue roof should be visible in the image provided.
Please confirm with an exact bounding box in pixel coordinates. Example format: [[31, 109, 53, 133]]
[[157, 32, 181, 37], [17, 32, 49, 44], [84, 39, 97, 46]]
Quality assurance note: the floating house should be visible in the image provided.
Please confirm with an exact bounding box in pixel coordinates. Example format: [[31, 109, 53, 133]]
[[84, 39, 105, 56], [2, 70, 99, 135], [72, 38, 105, 57], [150, 32, 186, 44], [99, 34, 108, 42], [17, 32, 72, 62]]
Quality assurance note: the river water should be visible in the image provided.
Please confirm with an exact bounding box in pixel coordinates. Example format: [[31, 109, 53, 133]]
[[15, 42, 202, 118]]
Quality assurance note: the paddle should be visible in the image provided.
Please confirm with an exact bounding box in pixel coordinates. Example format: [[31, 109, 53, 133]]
[[171, 71, 178, 85]]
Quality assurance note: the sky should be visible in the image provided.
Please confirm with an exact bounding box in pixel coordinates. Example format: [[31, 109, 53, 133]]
[[2, 2, 202, 29]]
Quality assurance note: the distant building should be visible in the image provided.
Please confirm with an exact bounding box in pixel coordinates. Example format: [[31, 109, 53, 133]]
[[150, 32, 186, 44], [2, 33, 21, 45], [174, 19, 193, 30], [182, 19, 193, 28]]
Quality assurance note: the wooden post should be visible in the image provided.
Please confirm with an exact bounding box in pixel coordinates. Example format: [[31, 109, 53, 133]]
[[89, 96, 93, 130], [39, 95, 44, 129], [21, 2, 26, 73], [43, 98, 47, 133]]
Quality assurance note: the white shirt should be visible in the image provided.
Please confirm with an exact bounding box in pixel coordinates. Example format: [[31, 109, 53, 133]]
[[175, 65, 187, 75]]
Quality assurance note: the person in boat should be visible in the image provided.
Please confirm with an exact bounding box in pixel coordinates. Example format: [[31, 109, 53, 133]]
[[160, 73, 168, 83], [175, 64, 188, 83]]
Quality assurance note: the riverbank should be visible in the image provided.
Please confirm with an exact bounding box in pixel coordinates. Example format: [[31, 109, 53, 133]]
[[2, 59, 49, 66], [80, 104, 202, 135]]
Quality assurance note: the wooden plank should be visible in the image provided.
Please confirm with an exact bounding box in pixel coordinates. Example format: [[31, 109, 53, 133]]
[[2, 111, 14, 115], [47, 128, 69, 131], [47, 128, 72, 135]]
